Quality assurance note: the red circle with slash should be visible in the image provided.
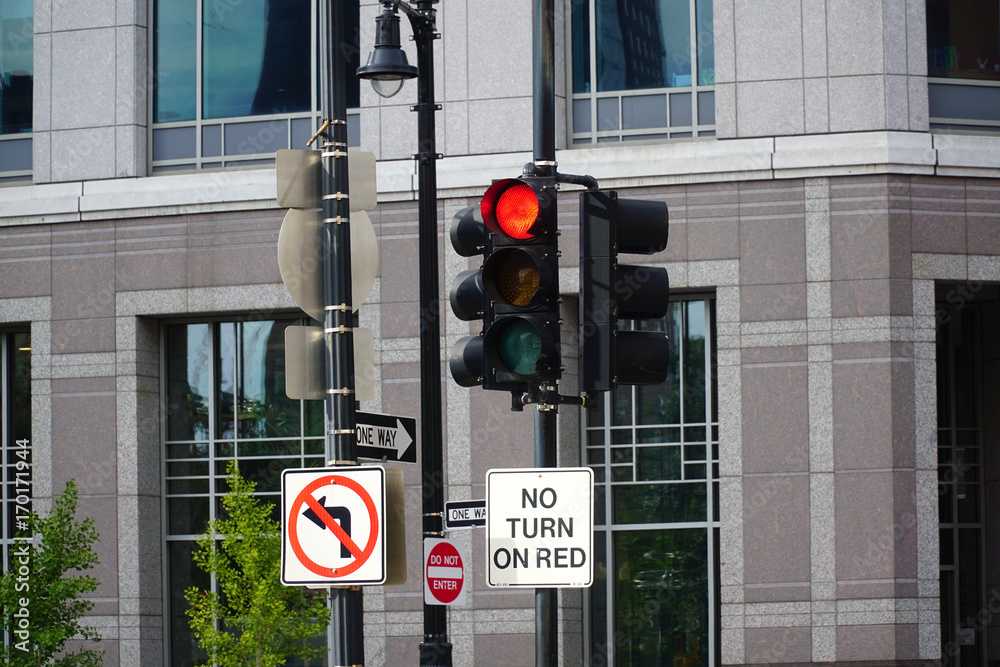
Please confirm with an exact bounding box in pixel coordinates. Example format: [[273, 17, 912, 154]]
[[288, 474, 379, 578]]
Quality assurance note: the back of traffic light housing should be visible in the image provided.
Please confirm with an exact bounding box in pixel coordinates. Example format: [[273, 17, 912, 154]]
[[448, 177, 562, 391], [579, 190, 671, 393]]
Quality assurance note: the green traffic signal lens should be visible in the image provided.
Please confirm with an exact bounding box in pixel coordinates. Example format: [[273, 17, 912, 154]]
[[498, 319, 542, 376]]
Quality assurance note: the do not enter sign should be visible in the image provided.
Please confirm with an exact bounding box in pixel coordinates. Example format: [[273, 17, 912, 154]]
[[424, 538, 467, 606]]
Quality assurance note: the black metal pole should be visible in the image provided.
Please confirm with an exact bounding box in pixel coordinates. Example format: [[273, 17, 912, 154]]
[[533, 0, 558, 664], [533, 0, 556, 175], [405, 2, 452, 665], [534, 406, 558, 667], [320, 0, 363, 663]]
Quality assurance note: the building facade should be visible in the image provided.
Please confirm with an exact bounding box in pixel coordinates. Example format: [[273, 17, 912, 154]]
[[1, 0, 999, 665]]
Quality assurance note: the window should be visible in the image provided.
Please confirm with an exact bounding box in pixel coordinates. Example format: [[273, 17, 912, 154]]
[[936, 285, 1000, 667], [585, 296, 719, 666], [0, 0, 32, 181], [571, 0, 715, 143], [162, 318, 327, 666], [1, 332, 31, 585], [926, 0, 1000, 133], [150, 0, 359, 172]]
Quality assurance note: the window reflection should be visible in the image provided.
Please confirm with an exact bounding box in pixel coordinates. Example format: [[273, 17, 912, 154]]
[[0, 0, 33, 134], [202, 0, 310, 119], [163, 318, 328, 666], [612, 529, 708, 667], [586, 296, 718, 665], [927, 0, 1000, 81], [153, 0, 196, 122]]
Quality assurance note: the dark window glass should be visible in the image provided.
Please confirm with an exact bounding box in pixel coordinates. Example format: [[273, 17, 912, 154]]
[[614, 482, 707, 524], [594, 0, 691, 92], [167, 541, 209, 667], [154, 0, 197, 122], [0, 0, 33, 134], [203, 0, 311, 119], [613, 529, 709, 666], [572, 0, 591, 93], [166, 323, 212, 441], [927, 0, 1000, 81], [164, 318, 327, 665], [695, 0, 714, 85]]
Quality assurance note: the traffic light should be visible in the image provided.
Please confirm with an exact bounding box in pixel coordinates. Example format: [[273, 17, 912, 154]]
[[480, 176, 562, 386], [448, 177, 562, 390], [579, 190, 670, 393]]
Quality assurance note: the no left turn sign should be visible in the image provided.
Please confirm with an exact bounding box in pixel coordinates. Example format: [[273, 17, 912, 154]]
[[281, 466, 386, 586]]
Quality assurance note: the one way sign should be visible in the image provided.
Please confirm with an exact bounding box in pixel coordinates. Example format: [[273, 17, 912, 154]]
[[356, 412, 417, 464]]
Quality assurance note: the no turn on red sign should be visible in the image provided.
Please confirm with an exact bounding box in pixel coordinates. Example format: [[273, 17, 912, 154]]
[[423, 537, 467, 606], [281, 466, 386, 586], [486, 467, 594, 589]]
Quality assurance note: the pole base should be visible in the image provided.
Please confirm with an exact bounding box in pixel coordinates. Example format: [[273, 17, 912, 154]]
[[419, 640, 453, 667]]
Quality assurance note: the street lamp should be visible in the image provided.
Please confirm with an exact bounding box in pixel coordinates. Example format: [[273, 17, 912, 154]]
[[359, 2, 451, 666], [357, 4, 417, 98]]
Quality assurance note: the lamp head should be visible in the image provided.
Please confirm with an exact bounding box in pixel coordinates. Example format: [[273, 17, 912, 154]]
[[357, 6, 418, 98]]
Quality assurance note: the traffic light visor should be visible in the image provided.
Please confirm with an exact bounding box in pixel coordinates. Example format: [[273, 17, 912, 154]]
[[482, 179, 539, 240]]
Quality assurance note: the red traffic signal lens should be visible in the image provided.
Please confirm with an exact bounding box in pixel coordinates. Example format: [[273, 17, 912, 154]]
[[495, 183, 538, 239], [482, 179, 540, 240]]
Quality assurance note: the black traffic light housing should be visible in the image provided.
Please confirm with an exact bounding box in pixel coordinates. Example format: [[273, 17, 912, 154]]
[[579, 190, 670, 392], [480, 176, 562, 387], [448, 176, 562, 392]]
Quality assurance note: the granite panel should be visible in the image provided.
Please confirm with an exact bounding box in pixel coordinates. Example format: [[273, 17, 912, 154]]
[[736, 80, 805, 137], [833, 360, 893, 471], [829, 76, 886, 133], [740, 283, 808, 322], [891, 359, 917, 469], [742, 363, 809, 474], [380, 236, 421, 304], [467, 97, 533, 155], [51, 254, 116, 320], [804, 77, 830, 134], [51, 392, 118, 495], [469, 388, 534, 477], [50, 127, 117, 181], [744, 626, 812, 663], [473, 633, 534, 666], [50, 317, 116, 354], [893, 470, 918, 580], [688, 218, 740, 260], [835, 471, 894, 581], [837, 624, 896, 661], [740, 217, 806, 285], [733, 0, 804, 81], [830, 208, 891, 281], [831, 279, 892, 318], [743, 474, 811, 585], [74, 494, 119, 598], [51, 29, 116, 130], [827, 0, 885, 76]]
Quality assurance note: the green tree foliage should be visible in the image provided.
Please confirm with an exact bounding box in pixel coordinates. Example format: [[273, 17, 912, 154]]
[[0, 479, 103, 667], [185, 461, 329, 667]]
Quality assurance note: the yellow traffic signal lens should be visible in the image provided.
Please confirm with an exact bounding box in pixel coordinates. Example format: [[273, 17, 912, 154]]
[[496, 252, 540, 306], [494, 183, 538, 239]]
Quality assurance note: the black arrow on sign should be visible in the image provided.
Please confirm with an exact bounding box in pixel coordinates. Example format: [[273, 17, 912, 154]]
[[302, 496, 352, 558]]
